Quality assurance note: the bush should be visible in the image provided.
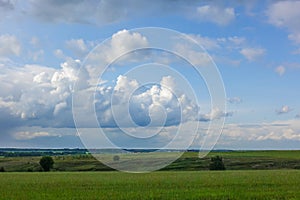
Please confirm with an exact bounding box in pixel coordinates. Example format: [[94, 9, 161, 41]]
[[0, 167, 5, 172], [113, 155, 120, 161], [209, 156, 225, 170], [39, 156, 54, 172]]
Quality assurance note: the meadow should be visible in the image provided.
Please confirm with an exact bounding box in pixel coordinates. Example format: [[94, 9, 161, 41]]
[[1, 150, 300, 172], [1, 151, 300, 199], [0, 170, 299, 200]]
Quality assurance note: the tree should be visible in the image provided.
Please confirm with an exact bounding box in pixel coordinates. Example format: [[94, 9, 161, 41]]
[[113, 155, 120, 161], [209, 156, 225, 170], [0, 167, 5, 172], [39, 156, 54, 172]]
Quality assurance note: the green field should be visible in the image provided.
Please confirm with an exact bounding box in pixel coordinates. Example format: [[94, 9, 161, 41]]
[[1, 150, 300, 172], [1, 151, 300, 199], [0, 170, 299, 200]]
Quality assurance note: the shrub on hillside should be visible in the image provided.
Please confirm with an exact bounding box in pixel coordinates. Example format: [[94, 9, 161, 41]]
[[39, 156, 54, 172], [209, 156, 225, 170]]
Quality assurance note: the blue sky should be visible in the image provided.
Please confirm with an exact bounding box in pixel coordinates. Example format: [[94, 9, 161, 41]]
[[0, 0, 300, 150]]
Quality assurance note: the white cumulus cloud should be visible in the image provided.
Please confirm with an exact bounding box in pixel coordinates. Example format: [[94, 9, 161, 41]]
[[222, 119, 300, 143], [65, 39, 89, 57], [13, 131, 53, 140], [276, 105, 292, 115], [275, 66, 286, 76], [240, 48, 265, 61], [227, 97, 242, 104], [196, 5, 235, 26], [0, 34, 21, 57], [0, 58, 86, 129], [95, 75, 199, 128], [199, 107, 233, 122], [267, 1, 300, 44]]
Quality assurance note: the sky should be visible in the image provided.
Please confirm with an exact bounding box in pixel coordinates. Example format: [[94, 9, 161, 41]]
[[0, 0, 300, 150]]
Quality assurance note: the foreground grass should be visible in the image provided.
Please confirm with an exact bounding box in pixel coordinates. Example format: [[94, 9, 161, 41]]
[[0, 170, 299, 200]]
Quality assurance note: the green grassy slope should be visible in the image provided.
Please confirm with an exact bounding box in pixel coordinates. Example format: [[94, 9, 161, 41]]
[[0, 151, 300, 172]]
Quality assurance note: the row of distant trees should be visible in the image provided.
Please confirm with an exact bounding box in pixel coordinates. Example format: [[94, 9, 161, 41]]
[[0, 149, 87, 157]]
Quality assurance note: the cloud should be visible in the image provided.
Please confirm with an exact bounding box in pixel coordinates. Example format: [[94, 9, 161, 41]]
[[221, 119, 300, 143], [256, 128, 300, 141], [188, 34, 247, 51], [187, 33, 267, 67], [267, 1, 300, 44], [30, 49, 44, 61], [27, 0, 237, 26], [288, 33, 300, 44], [95, 75, 199, 128], [53, 49, 65, 58], [0, 63, 199, 135], [88, 29, 148, 66], [275, 65, 286, 76], [174, 43, 212, 67], [109, 29, 148, 61], [30, 37, 39, 47], [53, 101, 67, 116], [186, 34, 250, 66], [29, 0, 98, 24], [227, 97, 242, 104], [0, 34, 21, 57], [187, 34, 221, 51], [274, 62, 300, 73], [65, 39, 90, 57], [28, 0, 175, 24], [227, 36, 246, 46], [276, 105, 292, 115], [0, 29, 156, 134], [13, 131, 55, 140], [292, 48, 300, 55], [196, 5, 235, 26], [199, 107, 233, 122], [240, 47, 265, 61], [0, 0, 14, 15], [0, 58, 86, 130]]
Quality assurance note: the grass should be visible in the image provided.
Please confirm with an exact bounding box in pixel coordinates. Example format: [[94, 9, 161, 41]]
[[208, 150, 300, 159], [0, 170, 299, 200], [0, 151, 300, 199], [1, 150, 300, 172]]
